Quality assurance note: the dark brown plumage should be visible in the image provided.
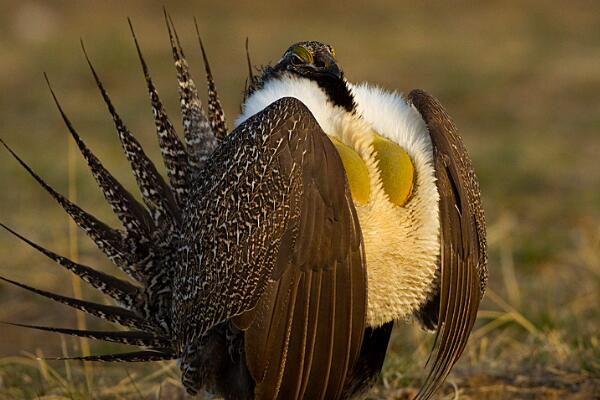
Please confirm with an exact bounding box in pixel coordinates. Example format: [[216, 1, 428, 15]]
[[409, 90, 487, 399]]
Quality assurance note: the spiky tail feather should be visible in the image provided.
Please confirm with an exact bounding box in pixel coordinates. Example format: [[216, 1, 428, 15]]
[[0, 223, 139, 309], [194, 17, 228, 141], [164, 11, 217, 171], [1, 17, 227, 362], [42, 351, 175, 363], [2, 322, 170, 349], [243, 37, 258, 102]]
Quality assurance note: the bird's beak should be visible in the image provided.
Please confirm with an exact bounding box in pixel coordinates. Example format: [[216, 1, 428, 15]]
[[319, 53, 342, 80]]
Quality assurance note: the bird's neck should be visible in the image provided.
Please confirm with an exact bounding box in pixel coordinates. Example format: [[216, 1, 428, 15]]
[[311, 75, 355, 112], [248, 68, 355, 112], [237, 73, 356, 133]]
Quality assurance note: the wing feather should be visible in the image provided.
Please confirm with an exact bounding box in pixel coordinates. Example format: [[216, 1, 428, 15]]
[[408, 89, 487, 399], [176, 97, 367, 398]]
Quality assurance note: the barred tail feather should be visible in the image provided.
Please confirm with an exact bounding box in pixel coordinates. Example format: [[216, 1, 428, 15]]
[[42, 351, 175, 363], [194, 18, 228, 141], [0, 276, 149, 330], [1, 321, 171, 350], [0, 222, 139, 309], [44, 74, 153, 239], [128, 19, 190, 204], [81, 44, 179, 225], [164, 11, 217, 170]]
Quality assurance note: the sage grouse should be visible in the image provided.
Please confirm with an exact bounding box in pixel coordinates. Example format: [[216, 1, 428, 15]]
[[1, 16, 487, 400]]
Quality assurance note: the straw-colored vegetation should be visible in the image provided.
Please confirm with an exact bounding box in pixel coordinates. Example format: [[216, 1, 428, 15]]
[[0, 1, 598, 399]]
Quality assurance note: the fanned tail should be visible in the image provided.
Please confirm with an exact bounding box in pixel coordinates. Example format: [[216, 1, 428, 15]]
[[0, 17, 227, 362], [1, 16, 228, 365]]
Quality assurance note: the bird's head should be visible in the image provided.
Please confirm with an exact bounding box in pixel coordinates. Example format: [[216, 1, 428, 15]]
[[274, 41, 342, 81], [253, 41, 355, 112]]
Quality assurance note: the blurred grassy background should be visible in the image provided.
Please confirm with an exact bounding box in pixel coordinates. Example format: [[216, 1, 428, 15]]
[[0, 1, 598, 399]]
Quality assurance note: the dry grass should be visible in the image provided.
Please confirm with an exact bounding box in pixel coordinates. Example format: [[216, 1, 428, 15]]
[[0, 1, 599, 399]]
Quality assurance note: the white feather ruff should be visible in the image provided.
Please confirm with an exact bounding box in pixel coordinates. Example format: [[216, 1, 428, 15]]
[[237, 76, 441, 327]]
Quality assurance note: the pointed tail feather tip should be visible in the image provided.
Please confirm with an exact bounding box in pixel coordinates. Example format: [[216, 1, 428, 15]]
[[81, 40, 179, 222], [129, 17, 190, 203], [1, 321, 170, 349], [0, 275, 147, 330], [39, 350, 175, 363], [194, 23, 227, 140]]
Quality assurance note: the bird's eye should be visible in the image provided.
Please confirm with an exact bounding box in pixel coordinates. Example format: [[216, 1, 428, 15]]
[[291, 54, 304, 65], [329, 46, 336, 59], [292, 46, 313, 64]]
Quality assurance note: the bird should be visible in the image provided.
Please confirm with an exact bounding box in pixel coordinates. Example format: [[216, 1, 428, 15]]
[[0, 15, 487, 400]]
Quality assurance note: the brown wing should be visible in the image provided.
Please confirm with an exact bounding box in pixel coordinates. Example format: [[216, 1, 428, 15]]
[[408, 90, 487, 399], [236, 99, 367, 400], [176, 97, 367, 399]]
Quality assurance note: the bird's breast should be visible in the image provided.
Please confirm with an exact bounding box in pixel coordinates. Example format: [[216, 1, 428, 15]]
[[325, 117, 439, 327], [326, 126, 415, 208]]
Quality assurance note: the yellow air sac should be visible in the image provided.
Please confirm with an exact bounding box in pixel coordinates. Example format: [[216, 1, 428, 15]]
[[372, 133, 415, 207], [329, 136, 370, 205]]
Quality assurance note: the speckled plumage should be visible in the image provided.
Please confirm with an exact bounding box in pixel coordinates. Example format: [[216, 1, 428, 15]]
[[166, 13, 217, 171], [1, 27, 487, 400], [174, 97, 367, 398]]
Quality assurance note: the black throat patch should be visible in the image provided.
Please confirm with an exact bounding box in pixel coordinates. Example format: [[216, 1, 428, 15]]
[[312, 73, 356, 112], [247, 67, 356, 113]]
